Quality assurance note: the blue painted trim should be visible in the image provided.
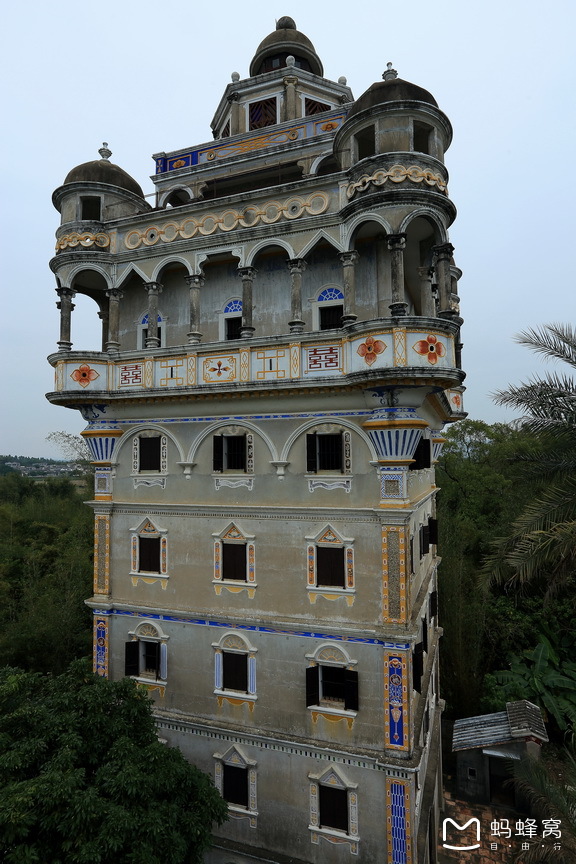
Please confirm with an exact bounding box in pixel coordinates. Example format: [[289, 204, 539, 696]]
[[92, 609, 409, 649]]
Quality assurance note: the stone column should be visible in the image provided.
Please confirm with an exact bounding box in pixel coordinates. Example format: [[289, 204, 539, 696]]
[[56, 287, 75, 351], [287, 259, 306, 333], [185, 274, 203, 344], [387, 233, 408, 316], [98, 309, 109, 352], [376, 235, 388, 317], [105, 289, 122, 353], [339, 251, 359, 326], [238, 267, 256, 338], [143, 282, 163, 348], [418, 266, 436, 317], [228, 92, 242, 136], [432, 242, 455, 315], [283, 75, 299, 122]]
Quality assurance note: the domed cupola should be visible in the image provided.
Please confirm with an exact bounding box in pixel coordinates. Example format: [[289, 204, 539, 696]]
[[334, 63, 452, 170], [249, 16, 324, 76], [52, 144, 150, 229]]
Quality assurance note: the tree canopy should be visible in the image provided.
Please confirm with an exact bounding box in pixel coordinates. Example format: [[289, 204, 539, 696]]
[[0, 661, 228, 864]]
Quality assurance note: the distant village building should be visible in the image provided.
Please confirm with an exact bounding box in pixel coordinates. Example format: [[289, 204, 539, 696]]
[[47, 17, 465, 864], [452, 700, 548, 808]]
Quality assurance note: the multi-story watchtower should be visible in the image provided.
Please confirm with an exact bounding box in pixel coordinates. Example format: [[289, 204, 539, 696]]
[[48, 17, 465, 864]]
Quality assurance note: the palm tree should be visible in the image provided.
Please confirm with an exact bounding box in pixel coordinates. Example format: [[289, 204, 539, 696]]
[[512, 738, 576, 863], [485, 323, 576, 594]]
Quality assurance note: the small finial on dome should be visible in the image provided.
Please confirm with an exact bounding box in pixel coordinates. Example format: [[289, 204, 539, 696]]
[[99, 142, 112, 160], [338, 76, 347, 85], [231, 71, 240, 82], [286, 54, 295, 67], [276, 15, 296, 30], [383, 62, 398, 81]]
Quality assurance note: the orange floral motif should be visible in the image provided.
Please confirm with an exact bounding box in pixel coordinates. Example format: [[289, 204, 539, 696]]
[[71, 364, 99, 388], [357, 335, 386, 366], [413, 334, 446, 365], [452, 394, 462, 408], [208, 361, 230, 377]]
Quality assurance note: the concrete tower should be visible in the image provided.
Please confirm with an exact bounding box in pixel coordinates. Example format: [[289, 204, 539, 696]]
[[48, 18, 465, 864]]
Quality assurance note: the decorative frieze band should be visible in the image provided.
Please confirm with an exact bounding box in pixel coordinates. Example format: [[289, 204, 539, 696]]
[[346, 164, 447, 200]]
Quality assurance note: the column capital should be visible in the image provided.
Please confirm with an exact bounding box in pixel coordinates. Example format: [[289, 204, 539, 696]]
[[387, 233, 407, 250], [105, 288, 123, 301], [339, 250, 360, 266], [287, 258, 307, 274], [143, 281, 163, 294], [432, 242, 455, 260], [283, 75, 299, 86], [56, 287, 76, 300], [237, 267, 257, 280], [185, 274, 205, 288]]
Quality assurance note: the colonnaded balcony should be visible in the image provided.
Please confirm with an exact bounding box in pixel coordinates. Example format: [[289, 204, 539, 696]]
[[47, 316, 465, 416]]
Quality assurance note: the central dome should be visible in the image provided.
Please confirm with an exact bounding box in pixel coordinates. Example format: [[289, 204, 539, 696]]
[[249, 17, 323, 77]]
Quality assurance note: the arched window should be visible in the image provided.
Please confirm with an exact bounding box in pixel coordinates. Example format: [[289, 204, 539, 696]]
[[220, 299, 243, 341], [138, 312, 165, 349], [313, 287, 344, 331], [124, 621, 168, 684]]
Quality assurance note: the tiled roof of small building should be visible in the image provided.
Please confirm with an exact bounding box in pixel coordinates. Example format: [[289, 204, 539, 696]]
[[452, 700, 548, 752]]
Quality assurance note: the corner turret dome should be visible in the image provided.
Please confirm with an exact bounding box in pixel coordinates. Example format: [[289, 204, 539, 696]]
[[348, 66, 438, 119], [249, 17, 324, 77], [63, 144, 144, 198]]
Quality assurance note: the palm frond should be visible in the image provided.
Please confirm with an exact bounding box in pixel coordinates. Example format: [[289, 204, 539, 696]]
[[516, 323, 576, 369]]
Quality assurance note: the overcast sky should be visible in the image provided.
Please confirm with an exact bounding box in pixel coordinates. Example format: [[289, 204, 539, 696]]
[[2, 0, 575, 458]]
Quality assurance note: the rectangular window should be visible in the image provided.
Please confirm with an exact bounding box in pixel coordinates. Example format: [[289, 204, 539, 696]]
[[355, 125, 376, 160], [222, 651, 248, 692], [307, 433, 343, 473], [413, 642, 424, 693], [225, 316, 242, 340], [409, 438, 431, 471], [420, 524, 430, 558], [139, 436, 161, 471], [223, 764, 249, 807], [213, 435, 246, 472], [139, 536, 161, 573], [124, 640, 165, 680], [319, 785, 349, 833], [316, 546, 345, 587], [429, 589, 438, 620], [222, 543, 246, 581], [306, 665, 358, 711], [305, 97, 331, 115], [319, 304, 343, 330], [80, 196, 101, 220], [248, 97, 277, 130], [428, 517, 438, 546], [422, 615, 428, 654], [414, 121, 433, 155]]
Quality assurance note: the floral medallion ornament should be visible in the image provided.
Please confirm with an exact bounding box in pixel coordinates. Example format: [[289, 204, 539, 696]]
[[357, 335, 386, 366], [413, 334, 446, 365], [71, 364, 99, 388]]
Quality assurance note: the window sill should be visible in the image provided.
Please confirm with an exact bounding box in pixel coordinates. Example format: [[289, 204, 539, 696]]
[[213, 474, 254, 491], [305, 475, 351, 493], [213, 579, 257, 597], [214, 689, 257, 701], [309, 824, 359, 852], [308, 705, 357, 719], [133, 474, 167, 489], [307, 586, 355, 606], [130, 572, 169, 589]]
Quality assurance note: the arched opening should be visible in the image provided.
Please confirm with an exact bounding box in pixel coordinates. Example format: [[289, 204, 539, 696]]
[[69, 269, 109, 351], [200, 251, 241, 343], [155, 261, 190, 347], [404, 216, 441, 316], [251, 245, 291, 336], [164, 188, 192, 208], [349, 220, 388, 320]]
